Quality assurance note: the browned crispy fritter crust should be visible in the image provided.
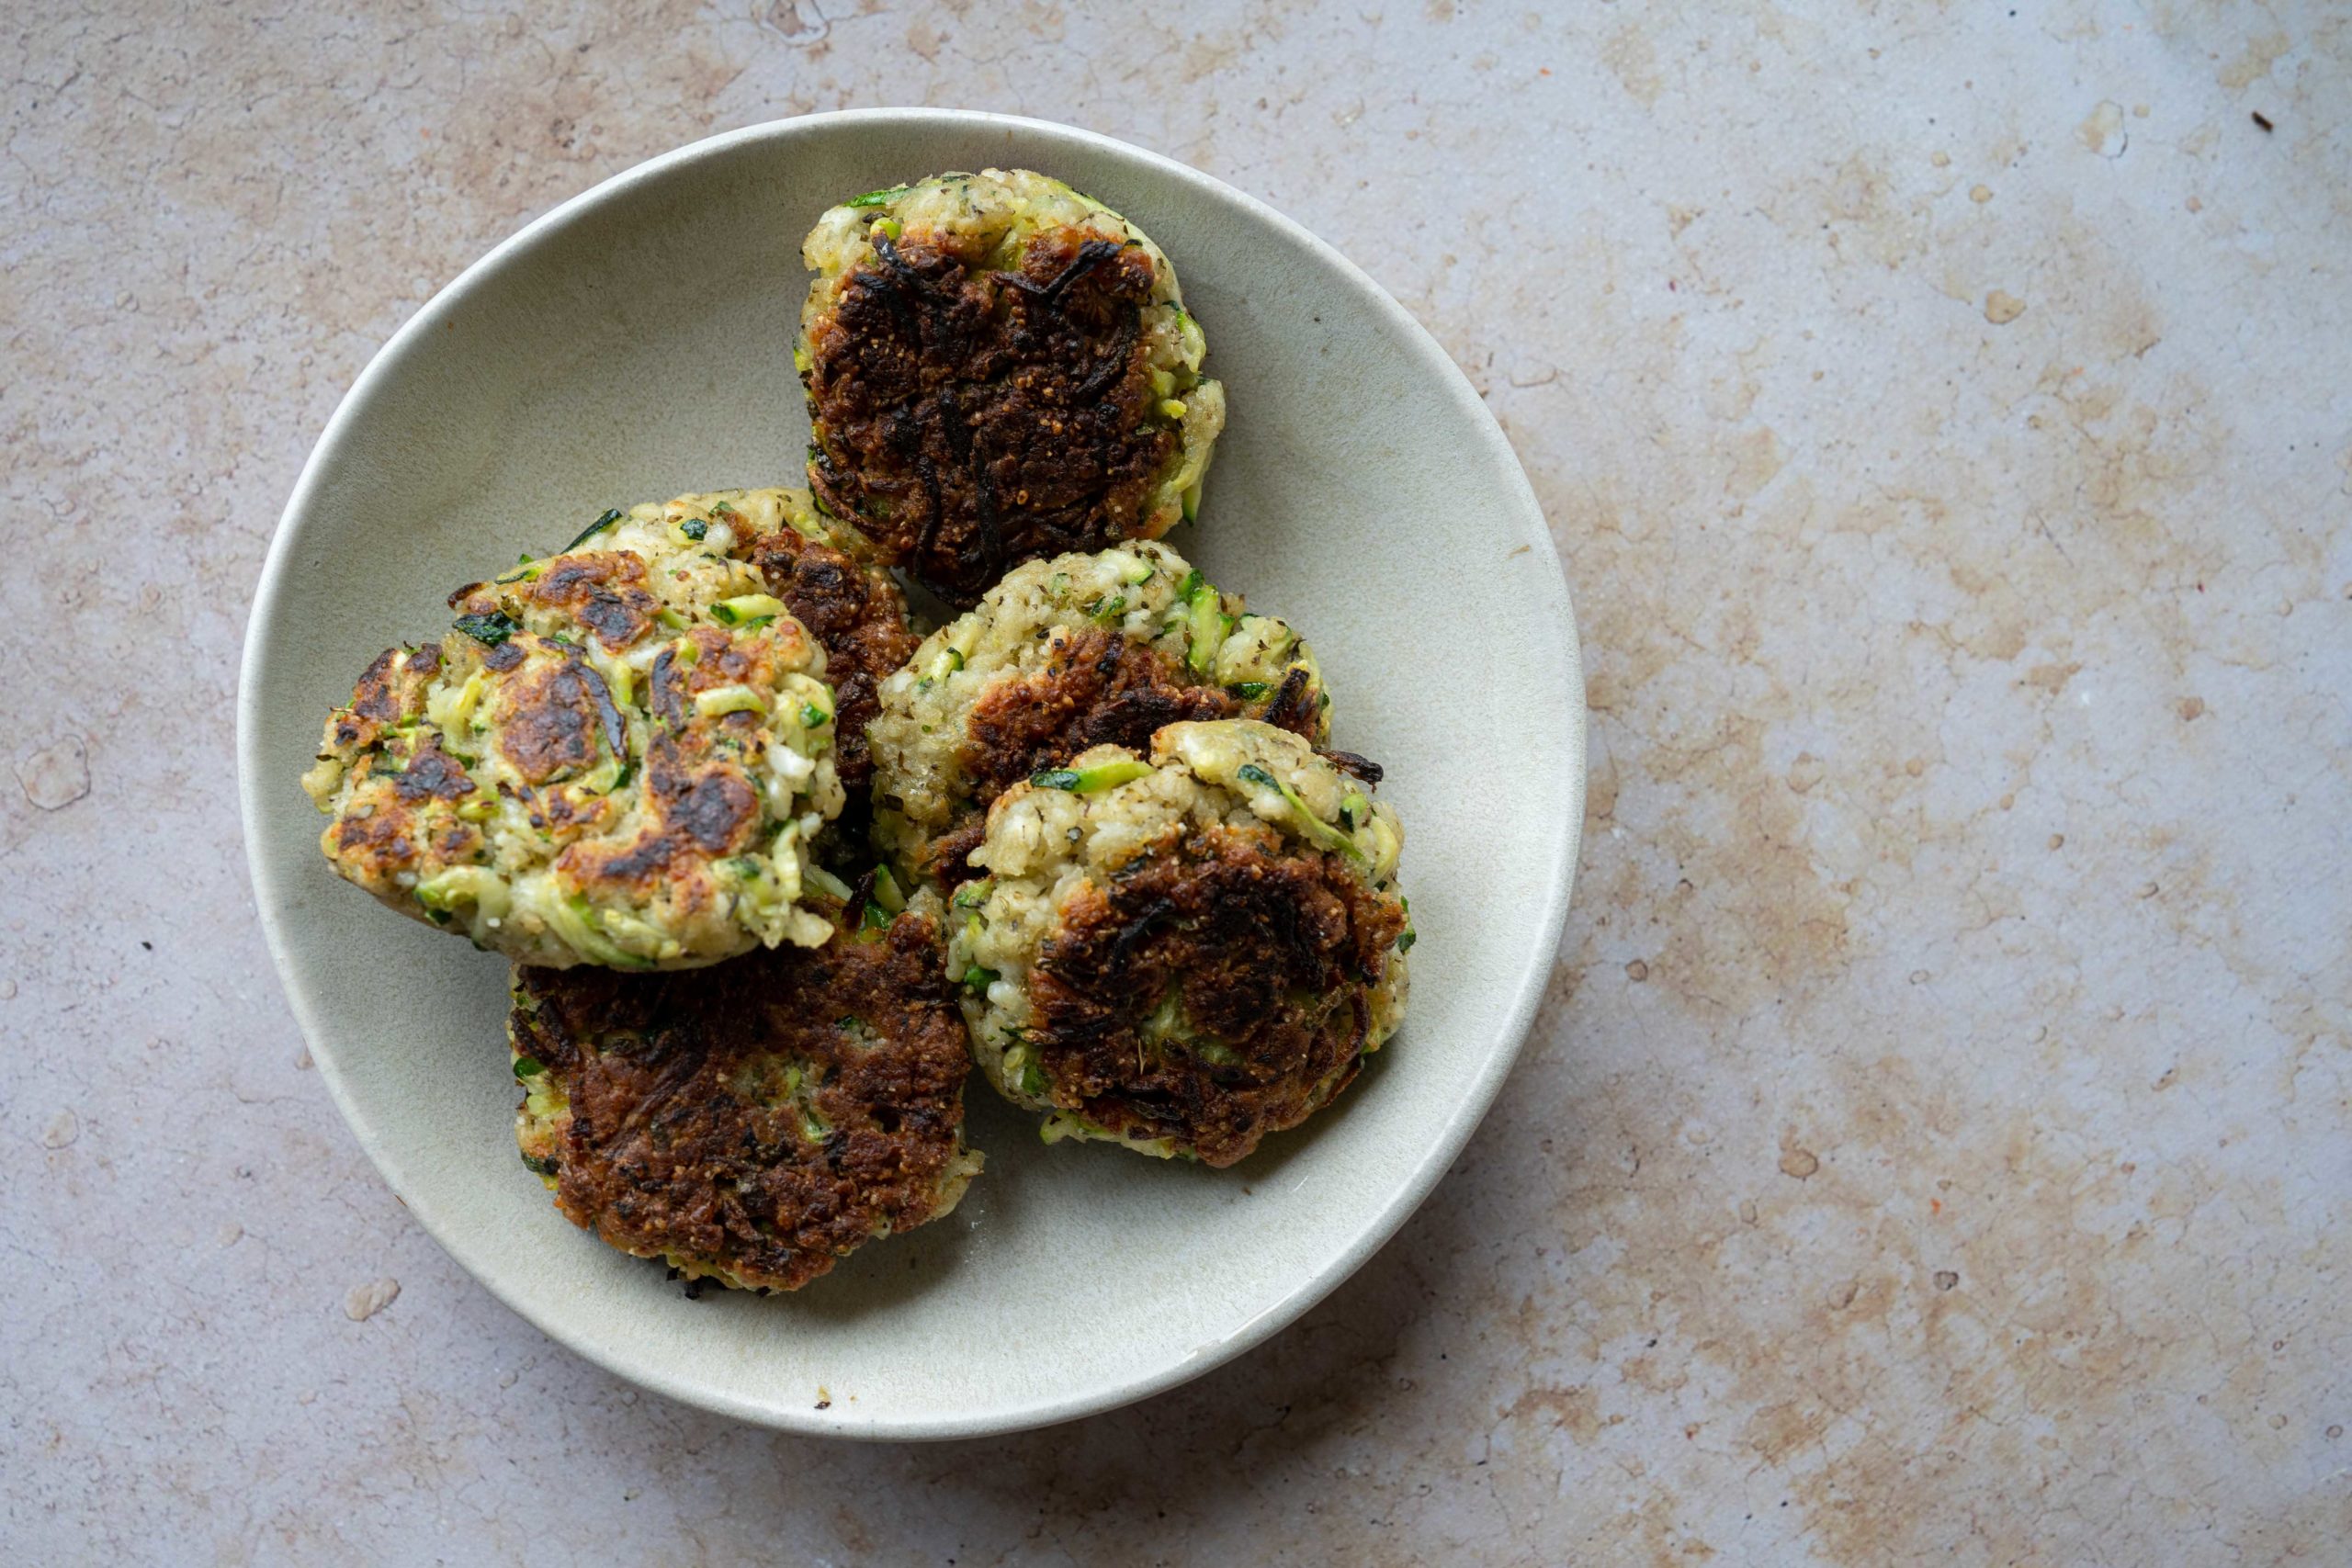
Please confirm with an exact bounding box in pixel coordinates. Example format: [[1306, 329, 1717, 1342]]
[[902, 627, 1321, 890], [322, 631, 784, 917], [511, 914, 973, 1291], [491, 654, 615, 785], [322, 654, 488, 872], [1024, 824, 1409, 1168], [749, 526, 918, 794], [805, 230, 1175, 606], [465, 550, 662, 653], [334, 644, 434, 750], [912, 816, 990, 896], [961, 626, 1238, 804]]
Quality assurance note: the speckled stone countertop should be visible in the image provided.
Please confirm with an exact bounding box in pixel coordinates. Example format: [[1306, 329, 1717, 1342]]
[[6, 4, 2347, 1562]]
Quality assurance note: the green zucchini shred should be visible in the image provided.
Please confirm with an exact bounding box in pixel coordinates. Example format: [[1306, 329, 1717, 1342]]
[[453, 611, 520, 646], [1030, 758, 1152, 794], [558, 507, 626, 554], [1236, 762, 1368, 865]]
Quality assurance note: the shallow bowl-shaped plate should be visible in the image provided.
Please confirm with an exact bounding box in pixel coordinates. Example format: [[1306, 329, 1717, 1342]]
[[238, 108, 1583, 1438]]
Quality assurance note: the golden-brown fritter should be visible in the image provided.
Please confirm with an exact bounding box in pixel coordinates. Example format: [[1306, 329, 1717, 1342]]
[[1019, 820, 1407, 1167], [510, 910, 982, 1292], [797, 170, 1224, 606], [948, 720, 1412, 1167], [748, 512, 917, 795], [867, 542, 1328, 891], [301, 499, 846, 968]]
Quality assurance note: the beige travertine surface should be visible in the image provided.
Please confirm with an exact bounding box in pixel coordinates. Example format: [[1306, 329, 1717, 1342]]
[[5, 3, 2346, 1562]]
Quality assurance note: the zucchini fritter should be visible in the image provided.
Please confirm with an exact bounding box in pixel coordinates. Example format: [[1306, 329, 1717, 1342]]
[[511, 910, 982, 1292], [798, 169, 1226, 606], [946, 720, 1411, 1168], [300, 496, 846, 969], [867, 542, 1326, 890], [740, 487, 919, 796]]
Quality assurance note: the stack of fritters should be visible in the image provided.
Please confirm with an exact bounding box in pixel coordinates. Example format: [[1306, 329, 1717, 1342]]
[[301, 169, 1415, 1291]]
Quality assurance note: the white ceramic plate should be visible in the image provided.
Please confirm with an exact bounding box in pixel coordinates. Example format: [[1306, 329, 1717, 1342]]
[[238, 109, 1583, 1438]]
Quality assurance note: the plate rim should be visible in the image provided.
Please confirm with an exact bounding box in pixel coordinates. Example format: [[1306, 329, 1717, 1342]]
[[235, 106, 1586, 1440]]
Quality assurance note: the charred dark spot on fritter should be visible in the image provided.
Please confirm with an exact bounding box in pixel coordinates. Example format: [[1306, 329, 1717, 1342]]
[[1260, 667, 1324, 739], [496, 659, 606, 784], [333, 796, 418, 868], [453, 552, 660, 654], [662, 625, 751, 697], [1323, 749, 1385, 785], [669, 771, 755, 852], [648, 646, 687, 729], [918, 815, 990, 893], [348, 649, 410, 726], [1023, 825, 1408, 1167], [563, 739, 757, 892], [751, 527, 917, 791], [390, 736, 477, 803], [571, 828, 679, 890], [507, 913, 969, 1292], [961, 626, 1234, 802], [805, 227, 1174, 606]]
